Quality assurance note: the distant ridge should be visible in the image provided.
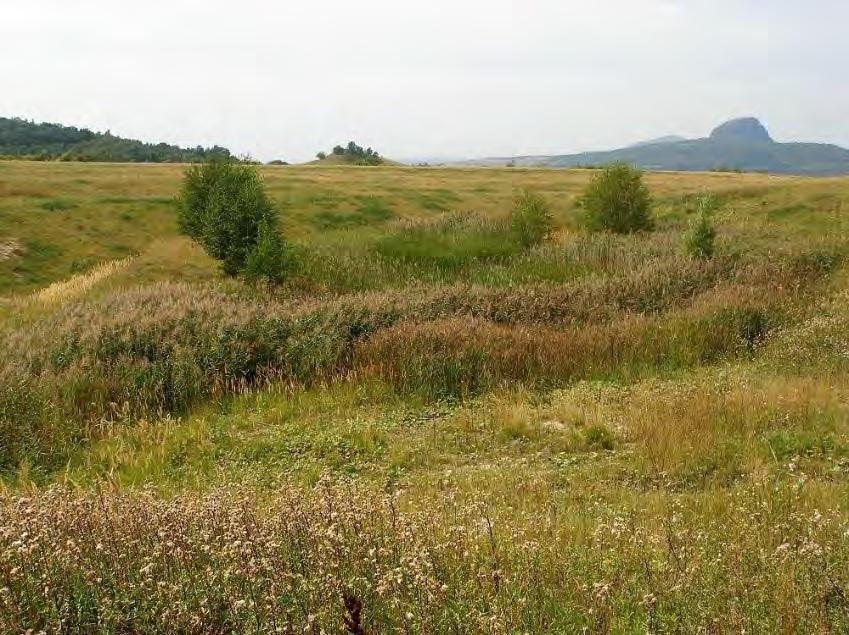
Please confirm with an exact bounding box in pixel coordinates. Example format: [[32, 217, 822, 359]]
[[458, 118, 849, 175], [628, 135, 687, 148], [0, 117, 234, 163]]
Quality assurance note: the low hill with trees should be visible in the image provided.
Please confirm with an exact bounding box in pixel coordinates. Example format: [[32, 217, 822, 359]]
[[0, 117, 234, 162], [314, 141, 384, 165]]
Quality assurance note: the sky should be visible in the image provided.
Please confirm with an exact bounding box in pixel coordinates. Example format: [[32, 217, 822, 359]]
[[2, 0, 847, 162]]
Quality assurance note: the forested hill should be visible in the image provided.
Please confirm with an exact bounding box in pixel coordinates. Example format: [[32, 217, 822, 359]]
[[0, 117, 233, 162]]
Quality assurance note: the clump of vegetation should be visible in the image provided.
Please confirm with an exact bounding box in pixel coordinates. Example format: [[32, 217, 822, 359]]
[[684, 194, 721, 259], [510, 190, 554, 247], [685, 212, 717, 259], [39, 198, 77, 212], [374, 213, 519, 271], [581, 163, 653, 233], [177, 160, 287, 281]]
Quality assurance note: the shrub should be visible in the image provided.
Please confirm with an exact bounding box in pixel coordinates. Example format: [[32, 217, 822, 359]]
[[584, 424, 615, 450], [684, 212, 717, 260], [581, 163, 653, 233], [177, 160, 286, 280], [738, 308, 769, 353], [511, 190, 554, 248]]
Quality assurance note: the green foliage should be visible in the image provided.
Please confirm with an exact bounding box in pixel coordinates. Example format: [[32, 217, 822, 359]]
[[244, 219, 289, 284], [177, 161, 285, 279], [580, 163, 653, 233], [510, 190, 554, 248]]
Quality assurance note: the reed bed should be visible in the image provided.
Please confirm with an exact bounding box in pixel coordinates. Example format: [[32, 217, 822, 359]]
[[0, 245, 837, 474]]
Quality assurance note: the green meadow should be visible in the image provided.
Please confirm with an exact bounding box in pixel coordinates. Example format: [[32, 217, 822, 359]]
[[1, 161, 848, 633]]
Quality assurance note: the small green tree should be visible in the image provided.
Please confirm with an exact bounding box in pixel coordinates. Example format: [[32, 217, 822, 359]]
[[177, 160, 286, 281], [580, 163, 653, 233], [511, 190, 554, 248], [684, 196, 718, 259]]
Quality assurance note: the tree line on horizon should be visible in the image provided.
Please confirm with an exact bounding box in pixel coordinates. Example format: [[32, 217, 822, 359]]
[[0, 117, 234, 163]]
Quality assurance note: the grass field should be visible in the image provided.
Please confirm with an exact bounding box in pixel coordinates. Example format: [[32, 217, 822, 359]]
[[1, 161, 848, 633]]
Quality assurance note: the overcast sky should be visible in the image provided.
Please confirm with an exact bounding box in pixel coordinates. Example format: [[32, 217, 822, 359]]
[[2, 1, 847, 162]]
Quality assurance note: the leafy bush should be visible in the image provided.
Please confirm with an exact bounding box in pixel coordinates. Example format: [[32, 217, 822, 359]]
[[685, 212, 717, 260], [511, 190, 554, 248], [581, 163, 653, 233], [684, 195, 720, 259], [177, 161, 287, 280]]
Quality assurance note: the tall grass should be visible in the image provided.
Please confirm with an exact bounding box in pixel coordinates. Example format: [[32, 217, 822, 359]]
[[0, 248, 835, 473], [0, 480, 846, 633], [374, 212, 521, 272]]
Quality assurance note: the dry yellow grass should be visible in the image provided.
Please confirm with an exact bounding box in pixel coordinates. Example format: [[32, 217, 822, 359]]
[[30, 257, 132, 305]]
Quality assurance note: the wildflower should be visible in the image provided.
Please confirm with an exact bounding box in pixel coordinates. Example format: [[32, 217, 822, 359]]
[[774, 542, 791, 556]]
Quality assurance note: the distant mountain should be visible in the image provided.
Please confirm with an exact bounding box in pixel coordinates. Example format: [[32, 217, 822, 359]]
[[459, 118, 849, 176], [0, 117, 234, 163], [709, 117, 772, 143], [628, 135, 687, 148]]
